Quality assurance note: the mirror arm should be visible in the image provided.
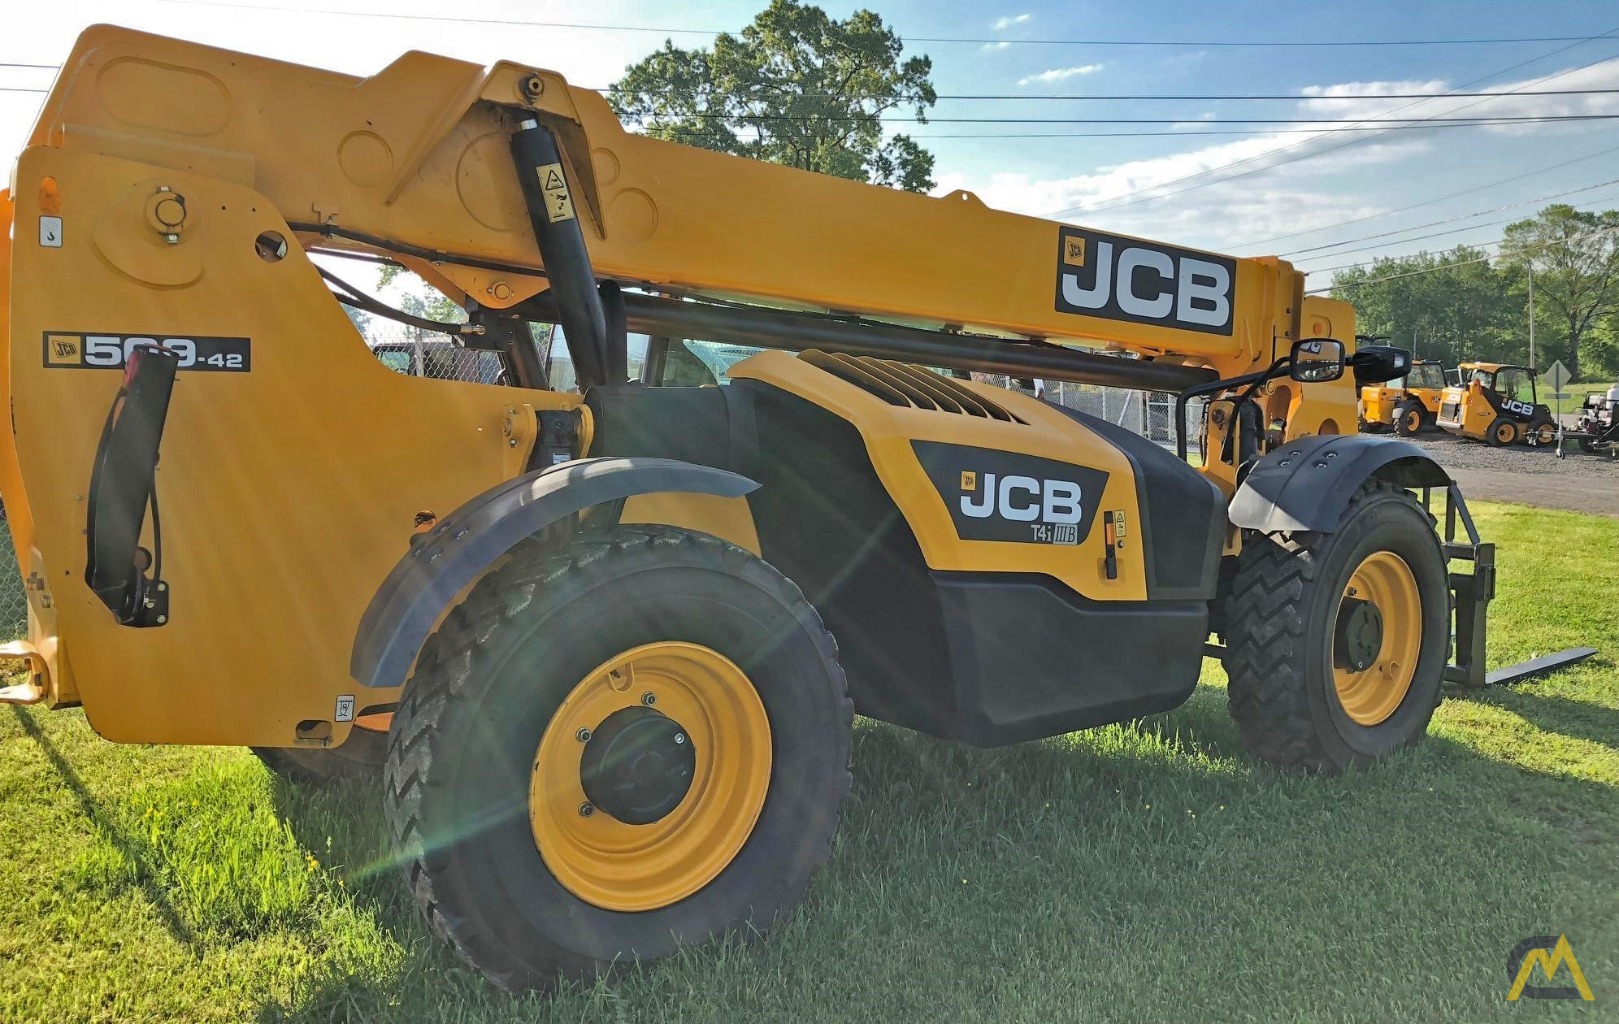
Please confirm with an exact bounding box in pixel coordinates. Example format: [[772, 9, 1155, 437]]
[[1174, 359, 1289, 461]]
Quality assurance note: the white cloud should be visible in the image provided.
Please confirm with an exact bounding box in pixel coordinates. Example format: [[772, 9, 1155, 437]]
[[980, 41, 1012, 52], [1017, 64, 1105, 86], [935, 55, 1619, 255], [992, 14, 1031, 30]]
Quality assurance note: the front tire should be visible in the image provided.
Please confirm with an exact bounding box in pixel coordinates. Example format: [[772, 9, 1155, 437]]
[[1220, 483, 1449, 774], [1488, 417, 1521, 447], [385, 525, 853, 992]]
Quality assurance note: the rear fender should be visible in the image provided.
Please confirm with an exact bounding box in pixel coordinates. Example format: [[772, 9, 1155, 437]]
[[1228, 435, 1450, 534], [350, 457, 757, 689]]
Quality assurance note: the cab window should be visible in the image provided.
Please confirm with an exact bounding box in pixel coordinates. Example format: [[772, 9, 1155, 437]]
[[1498, 369, 1535, 404]]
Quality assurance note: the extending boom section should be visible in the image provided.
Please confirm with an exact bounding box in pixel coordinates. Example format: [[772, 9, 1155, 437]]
[[30, 26, 1313, 380]]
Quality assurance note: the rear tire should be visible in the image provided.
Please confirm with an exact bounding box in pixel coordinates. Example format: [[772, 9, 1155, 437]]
[[252, 721, 388, 784], [384, 525, 853, 992], [1487, 417, 1520, 447], [1529, 419, 1557, 446], [1220, 483, 1449, 774]]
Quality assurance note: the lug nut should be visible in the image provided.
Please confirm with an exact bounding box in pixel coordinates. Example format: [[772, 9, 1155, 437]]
[[640, 692, 656, 706], [674, 733, 686, 745], [578, 802, 594, 817], [575, 727, 591, 743]]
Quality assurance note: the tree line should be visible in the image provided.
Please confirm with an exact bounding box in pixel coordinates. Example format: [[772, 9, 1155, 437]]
[[1329, 204, 1619, 383]]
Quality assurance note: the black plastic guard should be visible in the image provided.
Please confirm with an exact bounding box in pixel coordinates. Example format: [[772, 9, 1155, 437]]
[[349, 457, 757, 690], [1229, 435, 1451, 533], [84, 345, 178, 625]]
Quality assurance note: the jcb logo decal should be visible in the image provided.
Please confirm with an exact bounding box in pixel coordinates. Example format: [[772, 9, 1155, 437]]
[[959, 472, 1084, 545], [1507, 935, 1593, 1001], [1503, 398, 1536, 417], [45, 334, 81, 365], [914, 441, 1106, 547], [1054, 227, 1235, 336]]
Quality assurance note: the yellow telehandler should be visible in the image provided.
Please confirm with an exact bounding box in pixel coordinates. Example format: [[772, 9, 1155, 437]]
[[0, 26, 1589, 992]]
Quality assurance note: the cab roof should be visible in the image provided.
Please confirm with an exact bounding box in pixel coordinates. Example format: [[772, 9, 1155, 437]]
[[1458, 361, 1533, 374]]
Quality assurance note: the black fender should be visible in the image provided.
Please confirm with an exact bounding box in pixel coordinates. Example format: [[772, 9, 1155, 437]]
[[1228, 435, 1451, 533], [350, 457, 758, 689]]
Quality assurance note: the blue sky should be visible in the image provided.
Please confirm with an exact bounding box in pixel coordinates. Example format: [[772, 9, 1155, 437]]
[[4, 0, 1618, 289]]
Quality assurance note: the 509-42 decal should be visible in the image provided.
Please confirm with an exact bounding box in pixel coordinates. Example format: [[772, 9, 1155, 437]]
[[43, 332, 252, 372]]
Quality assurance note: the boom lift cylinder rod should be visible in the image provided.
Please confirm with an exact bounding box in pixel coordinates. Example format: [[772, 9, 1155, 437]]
[[510, 120, 613, 388]]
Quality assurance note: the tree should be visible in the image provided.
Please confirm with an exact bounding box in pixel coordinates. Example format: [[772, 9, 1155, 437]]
[[609, 0, 937, 192], [1500, 204, 1619, 381], [1330, 246, 1514, 367]]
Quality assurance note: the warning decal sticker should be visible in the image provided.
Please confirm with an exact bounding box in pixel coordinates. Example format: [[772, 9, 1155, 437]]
[[537, 162, 576, 223]]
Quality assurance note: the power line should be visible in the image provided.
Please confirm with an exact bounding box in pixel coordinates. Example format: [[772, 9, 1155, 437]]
[[611, 88, 1619, 102], [1284, 177, 1619, 258], [12, 54, 1615, 105], [0, 86, 45, 94], [148, 2, 1614, 48], [1043, 28, 1619, 218], [635, 113, 1619, 125], [1305, 223, 1619, 292], [1237, 142, 1619, 249], [908, 121, 1619, 140]]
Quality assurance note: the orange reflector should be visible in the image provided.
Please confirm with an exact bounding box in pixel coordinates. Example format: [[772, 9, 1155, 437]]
[[37, 177, 61, 215]]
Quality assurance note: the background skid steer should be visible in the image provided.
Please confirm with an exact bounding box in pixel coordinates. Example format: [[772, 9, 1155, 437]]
[[1436, 362, 1558, 447], [0, 26, 1593, 992]]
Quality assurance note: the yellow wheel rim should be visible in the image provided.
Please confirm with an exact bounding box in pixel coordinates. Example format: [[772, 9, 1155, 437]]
[[529, 641, 772, 912], [1333, 551, 1422, 726], [1402, 409, 1422, 432], [1495, 421, 1517, 444]]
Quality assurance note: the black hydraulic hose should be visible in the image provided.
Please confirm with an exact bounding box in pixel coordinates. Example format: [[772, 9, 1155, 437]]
[[316, 267, 485, 338], [288, 221, 547, 280]]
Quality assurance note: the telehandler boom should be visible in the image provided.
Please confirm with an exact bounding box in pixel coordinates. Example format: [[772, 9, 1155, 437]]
[[0, 26, 1538, 990]]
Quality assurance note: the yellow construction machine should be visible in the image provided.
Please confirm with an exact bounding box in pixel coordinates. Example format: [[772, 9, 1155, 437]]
[[0, 26, 1590, 992], [1360, 357, 1452, 435], [1436, 362, 1559, 446]]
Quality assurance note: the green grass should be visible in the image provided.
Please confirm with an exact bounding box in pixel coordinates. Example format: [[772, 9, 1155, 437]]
[[2, 500, 1617, 1023]]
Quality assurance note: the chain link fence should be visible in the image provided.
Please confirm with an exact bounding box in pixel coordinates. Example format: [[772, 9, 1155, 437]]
[[0, 506, 24, 641]]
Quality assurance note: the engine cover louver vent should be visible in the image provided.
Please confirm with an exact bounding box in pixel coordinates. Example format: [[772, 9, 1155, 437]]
[[798, 350, 1025, 423]]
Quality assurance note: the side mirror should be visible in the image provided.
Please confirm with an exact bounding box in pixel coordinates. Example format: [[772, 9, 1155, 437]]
[[1347, 345, 1411, 386], [1290, 338, 1346, 383]]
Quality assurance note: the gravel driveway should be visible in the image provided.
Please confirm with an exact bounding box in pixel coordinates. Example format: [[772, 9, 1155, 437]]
[[1394, 430, 1619, 516]]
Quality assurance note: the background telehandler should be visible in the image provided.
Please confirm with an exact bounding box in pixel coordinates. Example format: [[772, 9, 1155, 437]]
[[0, 26, 1588, 992], [1360, 357, 1452, 436]]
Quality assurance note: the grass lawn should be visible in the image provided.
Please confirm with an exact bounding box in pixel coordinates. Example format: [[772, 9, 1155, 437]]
[[1, 499, 1616, 1023]]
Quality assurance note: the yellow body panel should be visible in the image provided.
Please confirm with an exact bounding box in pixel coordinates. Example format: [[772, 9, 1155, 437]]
[[32, 27, 1319, 379], [730, 352, 1150, 601], [8, 145, 582, 744], [1436, 381, 1500, 440]]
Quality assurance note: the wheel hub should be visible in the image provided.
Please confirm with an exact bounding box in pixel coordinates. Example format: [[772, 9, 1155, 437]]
[[579, 706, 696, 825], [1334, 597, 1384, 672]]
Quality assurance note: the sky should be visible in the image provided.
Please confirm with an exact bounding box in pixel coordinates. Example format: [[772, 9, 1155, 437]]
[[4, 0, 1619, 290]]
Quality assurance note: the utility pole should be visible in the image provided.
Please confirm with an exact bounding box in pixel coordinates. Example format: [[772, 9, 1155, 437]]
[[1528, 262, 1536, 370]]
